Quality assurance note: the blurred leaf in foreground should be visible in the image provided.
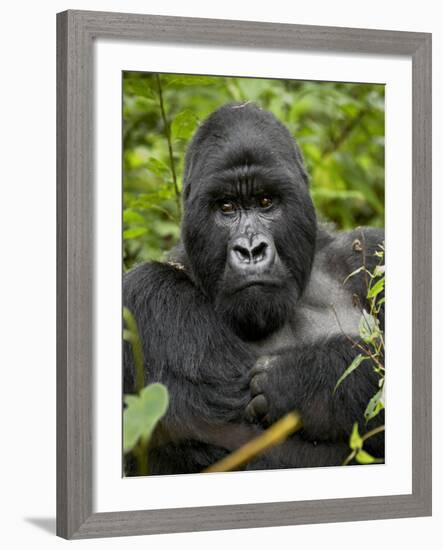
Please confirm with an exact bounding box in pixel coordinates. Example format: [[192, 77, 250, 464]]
[[123, 383, 169, 453]]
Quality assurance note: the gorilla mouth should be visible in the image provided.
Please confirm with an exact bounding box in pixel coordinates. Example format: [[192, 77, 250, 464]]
[[233, 279, 281, 293]]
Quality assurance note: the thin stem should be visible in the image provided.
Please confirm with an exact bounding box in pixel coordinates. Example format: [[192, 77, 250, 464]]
[[330, 305, 372, 358], [362, 424, 385, 443], [359, 228, 370, 295], [133, 439, 149, 476], [123, 308, 145, 392], [342, 450, 357, 466], [155, 74, 181, 218]]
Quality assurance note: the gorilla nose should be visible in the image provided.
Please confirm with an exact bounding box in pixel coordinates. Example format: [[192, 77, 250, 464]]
[[233, 241, 267, 264], [229, 235, 275, 272]]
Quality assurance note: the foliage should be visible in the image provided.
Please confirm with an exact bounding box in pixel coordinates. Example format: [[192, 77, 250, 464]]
[[336, 244, 385, 465], [123, 72, 385, 270], [123, 384, 169, 453], [343, 422, 385, 465]]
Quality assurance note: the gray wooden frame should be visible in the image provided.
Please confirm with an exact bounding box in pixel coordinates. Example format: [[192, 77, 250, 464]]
[[57, 9, 432, 539]]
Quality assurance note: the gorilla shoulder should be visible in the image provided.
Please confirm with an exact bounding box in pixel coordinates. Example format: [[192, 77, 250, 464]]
[[313, 225, 385, 288], [294, 226, 385, 346], [124, 260, 194, 304]]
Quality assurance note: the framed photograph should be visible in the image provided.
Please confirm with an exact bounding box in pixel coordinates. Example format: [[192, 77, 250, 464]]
[[57, 10, 432, 539]]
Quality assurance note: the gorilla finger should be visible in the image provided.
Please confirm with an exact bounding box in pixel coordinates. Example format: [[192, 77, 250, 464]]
[[255, 355, 275, 369], [250, 357, 276, 378], [246, 394, 269, 420], [250, 373, 267, 396]]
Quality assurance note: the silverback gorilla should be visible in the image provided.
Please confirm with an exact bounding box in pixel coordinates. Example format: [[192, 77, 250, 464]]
[[123, 102, 385, 475]]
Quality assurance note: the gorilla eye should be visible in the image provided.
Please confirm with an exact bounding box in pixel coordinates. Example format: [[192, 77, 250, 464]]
[[258, 195, 273, 209], [220, 200, 236, 214]]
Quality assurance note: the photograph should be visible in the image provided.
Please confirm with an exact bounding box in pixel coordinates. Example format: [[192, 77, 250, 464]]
[[121, 72, 386, 477], [53, 7, 432, 539]]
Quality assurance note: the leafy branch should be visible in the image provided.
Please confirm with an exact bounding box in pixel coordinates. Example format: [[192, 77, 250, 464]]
[[334, 240, 386, 464], [154, 74, 181, 218], [342, 423, 385, 465]]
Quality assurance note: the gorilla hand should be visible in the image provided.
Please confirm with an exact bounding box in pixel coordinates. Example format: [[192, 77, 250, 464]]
[[245, 341, 382, 448], [245, 355, 294, 425]]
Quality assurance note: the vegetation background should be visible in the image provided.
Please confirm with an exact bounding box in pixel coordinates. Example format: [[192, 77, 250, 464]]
[[122, 73, 386, 473], [123, 73, 384, 271]]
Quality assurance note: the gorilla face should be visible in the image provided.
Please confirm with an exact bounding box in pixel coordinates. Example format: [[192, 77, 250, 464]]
[[182, 103, 317, 340]]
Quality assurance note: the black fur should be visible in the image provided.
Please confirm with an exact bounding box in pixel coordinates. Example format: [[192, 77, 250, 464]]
[[124, 102, 385, 475]]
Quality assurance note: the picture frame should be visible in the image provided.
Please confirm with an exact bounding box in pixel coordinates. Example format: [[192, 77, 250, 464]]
[[56, 9, 432, 539]]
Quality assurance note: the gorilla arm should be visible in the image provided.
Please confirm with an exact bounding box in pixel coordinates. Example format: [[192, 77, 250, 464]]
[[246, 335, 384, 459], [123, 261, 257, 451]]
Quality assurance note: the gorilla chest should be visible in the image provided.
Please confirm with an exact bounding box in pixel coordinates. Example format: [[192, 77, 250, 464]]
[[249, 323, 296, 355], [295, 266, 362, 346], [294, 301, 361, 346], [249, 269, 362, 354]]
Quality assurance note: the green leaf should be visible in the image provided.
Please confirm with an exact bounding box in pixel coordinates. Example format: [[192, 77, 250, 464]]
[[124, 394, 139, 407], [123, 383, 169, 453], [125, 146, 151, 169], [358, 310, 381, 344], [310, 188, 365, 201], [171, 110, 199, 141], [146, 157, 170, 178], [373, 265, 385, 277], [123, 74, 157, 99], [379, 383, 385, 405], [349, 422, 363, 451], [364, 388, 385, 423], [334, 354, 367, 393], [164, 75, 217, 87], [355, 449, 376, 464], [122, 328, 133, 343], [123, 227, 147, 240], [367, 277, 385, 298], [123, 209, 145, 225], [153, 220, 181, 238]]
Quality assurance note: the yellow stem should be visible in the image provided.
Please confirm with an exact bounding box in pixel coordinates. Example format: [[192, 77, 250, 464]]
[[204, 411, 303, 473]]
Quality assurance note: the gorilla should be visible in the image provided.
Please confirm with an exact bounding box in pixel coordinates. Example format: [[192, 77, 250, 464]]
[[123, 102, 385, 475]]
